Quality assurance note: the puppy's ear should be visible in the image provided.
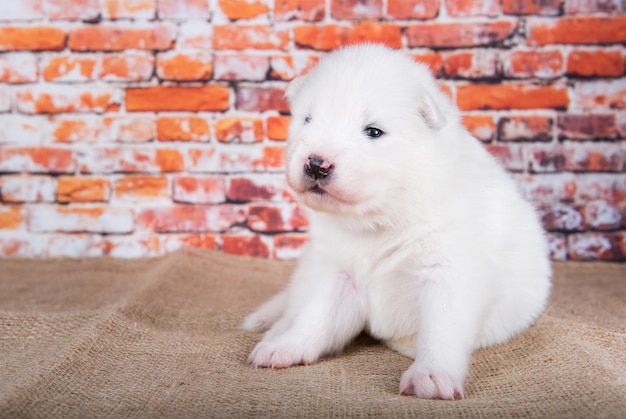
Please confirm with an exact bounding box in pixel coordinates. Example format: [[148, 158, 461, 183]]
[[419, 93, 446, 130], [285, 76, 307, 103]]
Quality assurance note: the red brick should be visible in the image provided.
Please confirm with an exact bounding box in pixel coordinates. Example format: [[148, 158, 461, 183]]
[[0, 175, 55, 203], [247, 203, 308, 233], [516, 173, 578, 203], [114, 176, 170, 201], [462, 113, 495, 142], [270, 54, 318, 81], [227, 175, 289, 202], [497, 114, 554, 142], [100, 53, 154, 81], [162, 234, 217, 253], [219, 0, 268, 20], [411, 52, 444, 77], [57, 176, 111, 202], [564, 0, 622, 15], [0, 26, 66, 51], [576, 174, 626, 202], [617, 112, 626, 138], [0, 53, 38, 83], [47, 0, 99, 20], [126, 86, 230, 112], [0, 89, 9, 112], [173, 176, 226, 204], [294, 23, 402, 51], [79, 147, 184, 173], [16, 85, 121, 114], [42, 54, 97, 82], [574, 80, 626, 110], [547, 233, 567, 261], [0, 206, 25, 230], [0, 0, 43, 20], [567, 232, 626, 261], [43, 235, 105, 258], [0, 147, 75, 173], [215, 117, 264, 143], [262, 145, 286, 171], [538, 202, 585, 231], [388, 0, 439, 19], [502, 0, 560, 15], [564, 143, 625, 172], [566, 49, 625, 78], [156, 116, 210, 142], [158, 0, 210, 18], [527, 144, 565, 173], [214, 54, 270, 81], [584, 200, 624, 230], [0, 115, 42, 144], [407, 20, 516, 48], [503, 50, 564, 79], [157, 51, 213, 81], [213, 25, 289, 50], [275, 0, 325, 21], [444, 50, 499, 79], [69, 23, 175, 51], [222, 234, 271, 258], [49, 114, 102, 144], [101, 0, 155, 19], [103, 115, 155, 142], [445, 0, 500, 16], [186, 147, 220, 172], [528, 16, 626, 45], [138, 205, 246, 232], [236, 87, 289, 113], [486, 144, 525, 171], [29, 206, 134, 234], [99, 235, 162, 258], [266, 115, 290, 141], [0, 237, 40, 258], [331, 0, 382, 19], [457, 83, 568, 111], [273, 233, 308, 259], [177, 21, 212, 49], [557, 114, 617, 141], [187, 145, 285, 173]]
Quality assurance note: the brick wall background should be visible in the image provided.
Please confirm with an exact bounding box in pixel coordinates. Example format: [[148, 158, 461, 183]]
[[0, 0, 625, 261]]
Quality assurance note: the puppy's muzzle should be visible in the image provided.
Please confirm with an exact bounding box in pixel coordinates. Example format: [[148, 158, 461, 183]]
[[304, 156, 333, 180]]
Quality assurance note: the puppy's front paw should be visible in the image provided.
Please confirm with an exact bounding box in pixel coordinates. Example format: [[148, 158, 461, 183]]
[[248, 340, 319, 369], [399, 364, 464, 400]]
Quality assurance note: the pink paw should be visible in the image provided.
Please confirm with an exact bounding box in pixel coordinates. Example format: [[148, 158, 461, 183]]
[[248, 340, 318, 369], [399, 366, 464, 400]]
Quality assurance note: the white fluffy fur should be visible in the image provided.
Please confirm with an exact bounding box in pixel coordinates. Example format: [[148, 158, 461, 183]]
[[242, 44, 552, 400]]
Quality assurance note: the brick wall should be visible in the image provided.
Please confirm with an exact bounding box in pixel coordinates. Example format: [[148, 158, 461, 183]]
[[0, 0, 625, 261]]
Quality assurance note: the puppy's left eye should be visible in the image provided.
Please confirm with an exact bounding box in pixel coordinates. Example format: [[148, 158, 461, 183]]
[[364, 126, 384, 139], [304, 115, 312, 124]]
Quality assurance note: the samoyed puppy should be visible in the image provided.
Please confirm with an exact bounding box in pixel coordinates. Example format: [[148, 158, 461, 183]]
[[243, 44, 551, 400]]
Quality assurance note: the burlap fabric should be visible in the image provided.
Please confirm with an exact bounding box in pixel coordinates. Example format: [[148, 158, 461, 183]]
[[0, 248, 624, 418]]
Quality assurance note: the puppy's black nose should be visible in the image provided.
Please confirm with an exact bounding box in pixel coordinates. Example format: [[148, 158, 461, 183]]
[[304, 156, 333, 180]]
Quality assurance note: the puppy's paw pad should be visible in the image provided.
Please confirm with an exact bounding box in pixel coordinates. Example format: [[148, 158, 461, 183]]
[[248, 341, 316, 369], [399, 367, 463, 400]]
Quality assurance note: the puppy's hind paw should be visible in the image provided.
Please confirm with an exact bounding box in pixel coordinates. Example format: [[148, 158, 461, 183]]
[[399, 365, 464, 400]]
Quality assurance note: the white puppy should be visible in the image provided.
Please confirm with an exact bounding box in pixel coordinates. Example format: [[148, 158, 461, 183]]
[[243, 44, 551, 400]]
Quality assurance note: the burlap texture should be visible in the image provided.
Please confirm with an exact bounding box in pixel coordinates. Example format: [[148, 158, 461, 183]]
[[0, 248, 624, 418]]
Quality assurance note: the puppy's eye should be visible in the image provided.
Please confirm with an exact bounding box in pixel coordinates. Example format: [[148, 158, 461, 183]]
[[304, 115, 312, 124], [364, 126, 384, 139]]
